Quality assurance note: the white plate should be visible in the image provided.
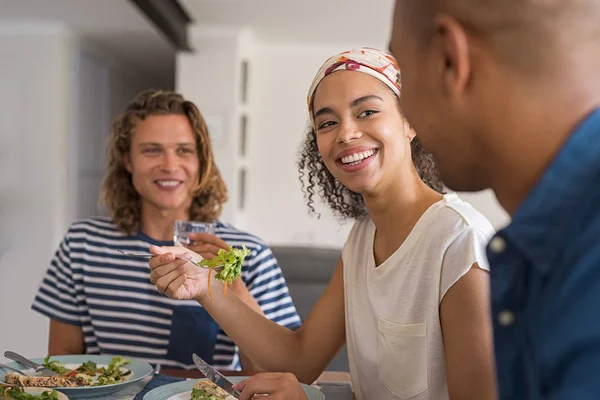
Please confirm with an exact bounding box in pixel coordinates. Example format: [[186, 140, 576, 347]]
[[0, 355, 153, 399], [3, 387, 69, 399], [144, 377, 325, 400], [19, 363, 133, 385]]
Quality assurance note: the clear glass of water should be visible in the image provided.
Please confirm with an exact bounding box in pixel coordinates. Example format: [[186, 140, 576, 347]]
[[173, 220, 216, 245]]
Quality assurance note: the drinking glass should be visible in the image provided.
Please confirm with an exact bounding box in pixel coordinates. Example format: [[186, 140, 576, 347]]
[[173, 220, 216, 245]]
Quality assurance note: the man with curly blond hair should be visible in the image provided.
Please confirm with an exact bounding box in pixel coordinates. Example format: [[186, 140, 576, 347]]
[[31, 90, 301, 374]]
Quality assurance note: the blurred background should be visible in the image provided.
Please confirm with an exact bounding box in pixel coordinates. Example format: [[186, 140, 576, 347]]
[[0, 0, 509, 365]]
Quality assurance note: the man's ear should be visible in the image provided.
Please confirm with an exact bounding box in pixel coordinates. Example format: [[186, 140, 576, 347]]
[[124, 154, 132, 173], [434, 15, 472, 97]]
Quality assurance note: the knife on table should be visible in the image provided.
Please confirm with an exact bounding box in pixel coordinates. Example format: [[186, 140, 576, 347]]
[[192, 353, 241, 398]]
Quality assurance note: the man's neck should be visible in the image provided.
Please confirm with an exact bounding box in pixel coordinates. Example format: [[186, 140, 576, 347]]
[[140, 205, 188, 242], [485, 80, 600, 215]]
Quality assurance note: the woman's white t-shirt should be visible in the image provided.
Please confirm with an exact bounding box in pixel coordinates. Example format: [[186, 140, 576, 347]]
[[343, 193, 495, 400]]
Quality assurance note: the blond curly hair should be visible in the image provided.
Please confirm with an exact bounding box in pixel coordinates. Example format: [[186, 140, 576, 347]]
[[101, 90, 227, 235]]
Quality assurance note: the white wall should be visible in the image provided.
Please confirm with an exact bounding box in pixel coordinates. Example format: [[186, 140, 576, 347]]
[[176, 26, 250, 225], [0, 23, 73, 361], [71, 42, 172, 220], [0, 23, 174, 363], [245, 42, 365, 248], [69, 45, 111, 220]]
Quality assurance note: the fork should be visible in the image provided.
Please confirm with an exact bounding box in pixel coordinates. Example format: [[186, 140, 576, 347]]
[[117, 249, 193, 262], [117, 250, 222, 270], [3, 352, 57, 377], [0, 363, 28, 376]]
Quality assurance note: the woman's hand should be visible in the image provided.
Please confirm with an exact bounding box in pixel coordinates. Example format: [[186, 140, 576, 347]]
[[148, 245, 211, 301], [233, 373, 309, 400]]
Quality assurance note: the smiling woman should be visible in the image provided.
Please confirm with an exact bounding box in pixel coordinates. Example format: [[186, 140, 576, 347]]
[[299, 53, 442, 219], [294, 47, 497, 400], [143, 50, 497, 400]]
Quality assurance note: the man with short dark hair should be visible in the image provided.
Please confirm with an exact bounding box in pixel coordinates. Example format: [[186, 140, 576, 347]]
[[390, 0, 600, 398]]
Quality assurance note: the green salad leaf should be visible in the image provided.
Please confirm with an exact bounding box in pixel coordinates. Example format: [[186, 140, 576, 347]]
[[94, 356, 131, 386], [198, 245, 250, 285], [78, 361, 98, 373], [196, 245, 251, 302], [190, 388, 222, 400], [41, 356, 131, 386], [42, 356, 68, 374], [1, 386, 59, 400]]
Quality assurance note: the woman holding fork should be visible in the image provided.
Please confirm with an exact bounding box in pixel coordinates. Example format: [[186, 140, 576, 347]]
[[149, 49, 497, 399]]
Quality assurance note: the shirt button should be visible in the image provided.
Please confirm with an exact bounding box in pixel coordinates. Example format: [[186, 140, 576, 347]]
[[489, 236, 506, 254], [498, 310, 515, 326]]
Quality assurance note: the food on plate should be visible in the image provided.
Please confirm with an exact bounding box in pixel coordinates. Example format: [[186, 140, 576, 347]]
[[4, 373, 86, 388], [0, 384, 60, 399], [3, 356, 131, 389], [190, 380, 236, 400], [197, 245, 251, 302], [43, 355, 131, 386]]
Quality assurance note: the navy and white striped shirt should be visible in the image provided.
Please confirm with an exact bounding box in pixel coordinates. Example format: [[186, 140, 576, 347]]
[[31, 217, 301, 370]]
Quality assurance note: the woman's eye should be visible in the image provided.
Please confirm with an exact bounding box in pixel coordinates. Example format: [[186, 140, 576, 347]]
[[177, 148, 194, 154], [358, 110, 378, 118], [317, 121, 337, 130]]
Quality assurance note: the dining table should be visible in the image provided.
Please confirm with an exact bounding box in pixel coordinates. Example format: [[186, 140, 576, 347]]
[[88, 368, 354, 399]]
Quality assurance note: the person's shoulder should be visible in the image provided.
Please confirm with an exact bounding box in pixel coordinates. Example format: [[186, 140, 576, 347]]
[[432, 193, 496, 239], [342, 216, 372, 261], [69, 216, 117, 230], [345, 216, 371, 241], [64, 217, 125, 240]]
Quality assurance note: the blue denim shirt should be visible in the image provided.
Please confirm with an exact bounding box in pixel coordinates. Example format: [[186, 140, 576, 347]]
[[488, 108, 600, 399]]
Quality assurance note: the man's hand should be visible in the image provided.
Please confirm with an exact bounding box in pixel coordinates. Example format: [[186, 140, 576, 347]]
[[186, 232, 228, 260], [233, 373, 309, 400]]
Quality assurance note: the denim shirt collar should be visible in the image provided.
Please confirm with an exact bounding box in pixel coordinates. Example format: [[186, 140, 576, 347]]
[[500, 108, 600, 273]]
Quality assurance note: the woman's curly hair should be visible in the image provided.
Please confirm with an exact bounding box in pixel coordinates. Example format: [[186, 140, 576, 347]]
[[298, 122, 444, 220], [101, 90, 227, 235]]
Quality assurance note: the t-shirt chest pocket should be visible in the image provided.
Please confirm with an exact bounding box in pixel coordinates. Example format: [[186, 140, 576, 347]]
[[377, 318, 428, 399]]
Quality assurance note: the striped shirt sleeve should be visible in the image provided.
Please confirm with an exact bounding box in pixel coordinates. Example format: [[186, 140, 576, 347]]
[[31, 229, 85, 326], [243, 244, 302, 330]]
